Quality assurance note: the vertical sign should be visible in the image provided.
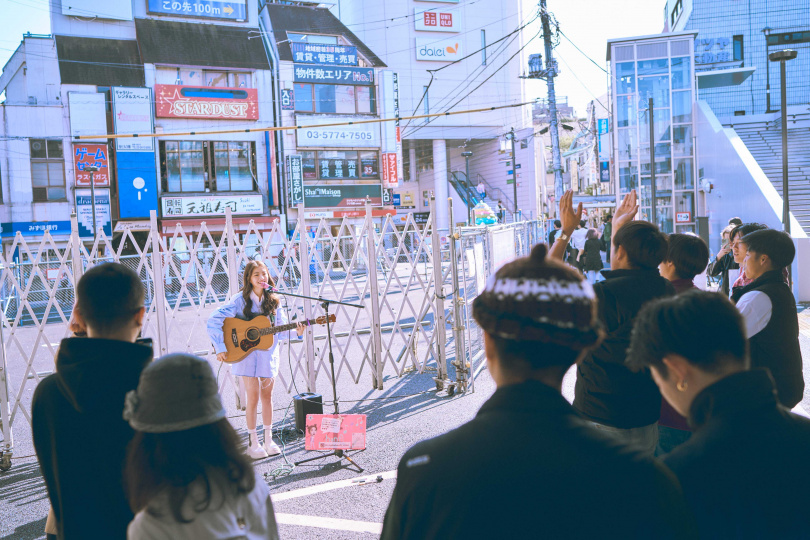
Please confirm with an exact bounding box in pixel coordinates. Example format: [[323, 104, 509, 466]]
[[112, 87, 154, 152], [380, 71, 402, 187], [73, 144, 110, 187], [280, 88, 295, 110], [117, 152, 159, 219], [287, 154, 304, 205], [382, 153, 399, 188], [393, 72, 404, 184]]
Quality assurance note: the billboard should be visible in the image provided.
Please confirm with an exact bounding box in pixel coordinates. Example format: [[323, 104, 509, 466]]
[[147, 0, 246, 20], [117, 151, 159, 219], [75, 189, 113, 238], [303, 184, 383, 208], [293, 66, 374, 85], [291, 43, 358, 66], [73, 144, 109, 187], [112, 87, 154, 152], [68, 92, 107, 141], [161, 194, 264, 218], [155, 85, 259, 120], [295, 115, 381, 148]]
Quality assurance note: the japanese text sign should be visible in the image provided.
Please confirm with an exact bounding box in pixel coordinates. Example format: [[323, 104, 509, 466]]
[[304, 414, 367, 451], [112, 87, 154, 152], [414, 8, 459, 32], [280, 88, 295, 110], [73, 144, 109, 187], [147, 0, 246, 20], [382, 153, 399, 188], [161, 195, 263, 218], [287, 155, 304, 205], [293, 66, 374, 85], [291, 43, 358, 66]]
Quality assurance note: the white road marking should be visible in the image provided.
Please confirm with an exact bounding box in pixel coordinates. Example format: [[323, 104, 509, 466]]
[[271, 469, 397, 502], [275, 513, 382, 534]]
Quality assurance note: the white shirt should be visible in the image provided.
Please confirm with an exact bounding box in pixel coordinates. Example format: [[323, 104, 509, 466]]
[[570, 228, 589, 251], [736, 290, 773, 338]]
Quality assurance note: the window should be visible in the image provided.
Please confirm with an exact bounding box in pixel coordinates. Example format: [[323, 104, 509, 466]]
[[160, 141, 257, 193], [733, 35, 744, 62], [30, 139, 66, 201], [300, 150, 378, 180], [670, 0, 682, 28], [481, 30, 487, 65], [155, 67, 252, 88], [294, 84, 376, 114]]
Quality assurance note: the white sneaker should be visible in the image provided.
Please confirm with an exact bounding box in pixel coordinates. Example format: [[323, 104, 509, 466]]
[[264, 440, 281, 457], [246, 441, 268, 460]]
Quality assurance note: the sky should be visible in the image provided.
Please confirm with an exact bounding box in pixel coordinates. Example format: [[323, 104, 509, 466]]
[[1, 0, 664, 116]]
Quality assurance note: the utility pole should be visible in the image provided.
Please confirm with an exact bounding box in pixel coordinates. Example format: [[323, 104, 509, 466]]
[[509, 127, 518, 217], [85, 166, 99, 242], [540, 0, 564, 214]]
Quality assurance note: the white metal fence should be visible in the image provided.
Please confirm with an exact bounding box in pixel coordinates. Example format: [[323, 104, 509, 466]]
[[0, 200, 543, 468]]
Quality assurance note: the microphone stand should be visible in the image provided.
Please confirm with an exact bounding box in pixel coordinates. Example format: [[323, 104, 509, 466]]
[[270, 287, 365, 472]]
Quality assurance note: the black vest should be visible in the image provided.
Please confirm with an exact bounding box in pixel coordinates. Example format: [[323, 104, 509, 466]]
[[738, 271, 804, 408]]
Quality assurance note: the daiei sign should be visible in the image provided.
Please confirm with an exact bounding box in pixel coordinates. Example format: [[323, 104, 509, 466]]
[[415, 38, 462, 61]]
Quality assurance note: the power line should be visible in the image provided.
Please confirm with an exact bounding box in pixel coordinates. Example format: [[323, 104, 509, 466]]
[[558, 29, 608, 74]]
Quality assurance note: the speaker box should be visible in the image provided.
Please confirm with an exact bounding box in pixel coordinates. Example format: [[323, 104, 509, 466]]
[[293, 393, 323, 432]]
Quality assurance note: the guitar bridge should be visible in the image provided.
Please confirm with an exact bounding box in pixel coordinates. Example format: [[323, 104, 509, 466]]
[[231, 329, 238, 347]]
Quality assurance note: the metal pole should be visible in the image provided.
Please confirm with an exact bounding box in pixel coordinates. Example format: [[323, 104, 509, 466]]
[[510, 127, 517, 218], [464, 154, 472, 225], [89, 170, 97, 242], [779, 59, 790, 235], [649, 98, 657, 227], [540, 0, 564, 213]]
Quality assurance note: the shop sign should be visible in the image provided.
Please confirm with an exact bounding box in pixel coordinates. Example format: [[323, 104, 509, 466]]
[[303, 184, 383, 208], [0, 221, 71, 237], [117, 152, 159, 219], [161, 194, 263, 218], [287, 154, 304, 205], [412, 212, 430, 225], [396, 191, 415, 208], [75, 189, 113, 238], [291, 43, 358, 66], [115, 221, 152, 232], [293, 65, 374, 85], [112, 87, 154, 152], [415, 38, 462, 61], [296, 115, 381, 148], [381, 153, 399, 188], [147, 0, 246, 20], [676, 211, 692, 223], [414, 8, 459, 32], [281, 89, 295, 110], [73, 144, 110, 187], [155, 85, 259, 120], [695, 37, 732, 64], [600, 161, 610, 182]]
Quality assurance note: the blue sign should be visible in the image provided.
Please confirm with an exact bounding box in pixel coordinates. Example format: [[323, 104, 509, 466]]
[[76, 191, 113, 238], [291, 43, 359, 66], [393, 194, 401, 206], [293, 66, 374, 85], [598, 119, 609, 135], [600, 161, 610, 182], [280, 88, 294, 110], [117, 152, 159, 219], [0, 221, 72, 237], [147, 0, 246, 20]]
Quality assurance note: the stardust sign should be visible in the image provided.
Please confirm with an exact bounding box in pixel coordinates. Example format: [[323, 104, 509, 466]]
[[155, 85, 259, 120]]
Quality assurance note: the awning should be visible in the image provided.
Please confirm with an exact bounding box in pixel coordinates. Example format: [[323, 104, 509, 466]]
[[135, 19, 270, 70], [54, 36, 144, 87], [696, 67, 756, 89], [160, 216, 279, 235]]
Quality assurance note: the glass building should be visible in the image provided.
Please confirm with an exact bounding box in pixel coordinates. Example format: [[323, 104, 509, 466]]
[[608, 32, 699, 234]]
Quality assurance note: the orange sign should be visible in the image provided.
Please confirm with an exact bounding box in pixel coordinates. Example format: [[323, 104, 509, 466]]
[[155, 85, 259, 120], [382, 153, 399, 188], [73, 144, 109, 187]]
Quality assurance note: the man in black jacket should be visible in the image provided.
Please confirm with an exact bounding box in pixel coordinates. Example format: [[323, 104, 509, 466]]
[[734, 229, 804, 407], [32, 263, 153, 539], [381, 243, 696, 540], [627, 290, 810, 539], [550, 190, 673, 455]]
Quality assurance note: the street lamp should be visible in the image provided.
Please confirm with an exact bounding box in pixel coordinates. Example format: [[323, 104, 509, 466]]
[[768, 49, 798, 235], [461, 150, 473, 225], [83, 165, 99, 241]]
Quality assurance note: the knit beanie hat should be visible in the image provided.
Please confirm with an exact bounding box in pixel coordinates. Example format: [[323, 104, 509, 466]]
[[472, 244, 602, 350], [123, 353, 226, 433]]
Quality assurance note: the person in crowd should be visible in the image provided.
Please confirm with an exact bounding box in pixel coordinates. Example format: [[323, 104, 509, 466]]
[[602, 214, 613, 261], [581, 228, 604, 284], [207, 261, 304, 460], [706, 224, 737, 296], [550, 190, 673, 456], [32, 263, 153, 539], [569, 220, 588, 271], [627, 290, 810, 539], [124, 353, 279, 539], [729, 222, 768, 298], [728, 216, 743, 227], [655, 233, 710, 454], [734, 229, 804, 408], [380, 242, 696, 540], [548, 219, 562, 245]]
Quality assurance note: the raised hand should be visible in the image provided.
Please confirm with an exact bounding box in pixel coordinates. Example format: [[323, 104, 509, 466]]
[[559, 190, 583, 235], [612, 190, 639, 232]]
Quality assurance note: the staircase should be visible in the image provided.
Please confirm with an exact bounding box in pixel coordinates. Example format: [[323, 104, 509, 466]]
[[731, 113, 810, 234], [448, 172, 519, 223]]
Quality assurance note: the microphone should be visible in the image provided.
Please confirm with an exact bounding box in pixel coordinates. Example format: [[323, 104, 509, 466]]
[[259, 281, 278, 291]]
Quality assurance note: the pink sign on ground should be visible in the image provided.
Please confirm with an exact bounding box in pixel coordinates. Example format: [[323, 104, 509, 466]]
[[304, 414, 367, 451]]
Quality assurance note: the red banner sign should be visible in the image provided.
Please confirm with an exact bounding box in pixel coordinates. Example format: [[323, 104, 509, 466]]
[[73, 144, 109, 187], [155, 85, 259, 120], [382, 153, 399, 188]]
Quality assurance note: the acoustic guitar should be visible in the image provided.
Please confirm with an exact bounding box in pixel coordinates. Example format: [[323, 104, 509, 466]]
[[221, 314, 335, 363]]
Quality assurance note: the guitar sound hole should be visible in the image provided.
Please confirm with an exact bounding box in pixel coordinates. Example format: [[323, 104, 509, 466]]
[[246, 328, 260, 341]]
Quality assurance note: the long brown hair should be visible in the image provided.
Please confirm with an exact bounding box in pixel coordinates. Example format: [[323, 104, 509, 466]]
[[125, 419, 255, 523], [241, 260, 279, 320]]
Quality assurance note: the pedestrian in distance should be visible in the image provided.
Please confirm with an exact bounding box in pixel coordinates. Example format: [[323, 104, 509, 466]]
[[476, 181, 486, 200], [706, 224, 738, 296], [733, 229, 804, 408], [548, 219, 562, 246], [124, 353, 280, 540], [569, 220, 589, 272], [581, 228, 604, 284], [32, 263, 153, 540], [550, 190, 674, 456], [602, 214, 613, 261], [381, 242, 696, 540], [207, 260, 305, 460], [627, 290, 810, 539], [655, 233, 710, 454], [496, 201, 506, 223]]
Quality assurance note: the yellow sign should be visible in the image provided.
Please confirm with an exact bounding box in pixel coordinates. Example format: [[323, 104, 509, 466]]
[[223, 5, 234, 14]]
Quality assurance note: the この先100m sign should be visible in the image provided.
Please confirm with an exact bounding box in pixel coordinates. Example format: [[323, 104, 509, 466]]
[[415, 38, 463, 61]]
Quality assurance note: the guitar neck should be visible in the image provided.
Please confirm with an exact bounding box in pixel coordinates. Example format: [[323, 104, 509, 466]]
[[260, 318, 317, 337]]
